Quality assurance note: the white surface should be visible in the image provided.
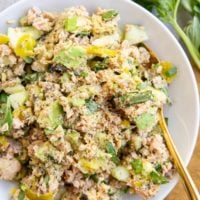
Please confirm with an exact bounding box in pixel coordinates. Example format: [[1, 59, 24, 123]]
[[0, 0, 199, 199]]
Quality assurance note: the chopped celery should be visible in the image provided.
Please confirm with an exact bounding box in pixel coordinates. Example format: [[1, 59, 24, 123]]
[[102, 10, 118, 22], [131, 159, 143, 174], [4, 84, 25, 94], [18, 190, 25, 200], [105, 141, 120, 165], [142, 161, 154, 176], [9, 91, 28, 110], [124, 24, 148, 45], [111, 166, 130, 182]]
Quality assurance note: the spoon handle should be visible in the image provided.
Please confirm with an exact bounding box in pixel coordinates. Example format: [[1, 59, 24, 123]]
[[158, 108, 200, 200]]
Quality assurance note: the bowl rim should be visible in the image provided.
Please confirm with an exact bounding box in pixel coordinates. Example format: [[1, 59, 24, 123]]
[[0, 0, 199, 199]]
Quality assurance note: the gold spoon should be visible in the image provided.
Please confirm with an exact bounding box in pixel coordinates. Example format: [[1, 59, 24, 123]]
[[158, 107, 200, 200]]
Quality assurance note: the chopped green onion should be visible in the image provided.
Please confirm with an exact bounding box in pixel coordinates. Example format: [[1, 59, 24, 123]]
[[102, 10, 118, 22], [105, 141, 120, 165], [131, 159, 143, 174], [149, 171, 168, 184]]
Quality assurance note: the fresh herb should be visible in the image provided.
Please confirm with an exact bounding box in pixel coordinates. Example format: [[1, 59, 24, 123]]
[[131, 159, 143, 174], [18, 190, 25, 200], [102, 10, 119, 22], [155, 163, 162, 173], [0, 92, 8, 103], [76, 31, 91, 38], [149, 171, 168, 184], [89, 174, 99, 183], [133, 0, 200, 68], [88, 57, 109, 72], [86, 99, 99, 114], [116, 91, 153, 107], [105, 141, 120, 165], [22, 72, 44, 84]]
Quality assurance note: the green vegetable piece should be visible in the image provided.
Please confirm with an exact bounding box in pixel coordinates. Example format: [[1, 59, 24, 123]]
[[131, 159, 143, 174], [111, 166, 130, 182], [124, 24, 148, 45], [23, 57, 33, 64], [49, 102, 63, 128], [71, 97, 85, 107], [66, 131, 80, 148], [9, 91, 28, 110], [54, 46, 86, 68], [88, 57, 108, 72], [89, 174, 99, 183], [76, 31, 90, 37], [64, 16, 78, 32], [86, 99, 99, 114], [18, 190, 25, 200], [155, 163, 162, 173], [4, 84, 25, 94], [150, 171, 168, 184], [0, 99, 12, 132], [134, 111, 156, 131], [102, 10, 118, 22], [0, 92, 8, 103], [106, 141, 120, 165], [164, 66, 177, 78], [133, 0, 200, 68], [22, 73, 44, 84], [116, 91, 153, 107]]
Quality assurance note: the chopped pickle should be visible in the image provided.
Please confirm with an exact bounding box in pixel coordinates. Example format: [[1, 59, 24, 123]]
[[102, 10, 118, 22]]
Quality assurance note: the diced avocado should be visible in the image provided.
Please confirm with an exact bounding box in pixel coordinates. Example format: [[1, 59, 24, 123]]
[[9, 91, 28, 110], [37, 102, 63, 129], [49, 102, 64, 128], [71, 97, 85, 107], [111, 166, 130, 182], [4, 84, 25, 94], [34, 142, 62, 163], [54, 46, 86, 68], [124, 24, 148, 45], [134, 110, 157, 131], [66, 130, 80, 148]]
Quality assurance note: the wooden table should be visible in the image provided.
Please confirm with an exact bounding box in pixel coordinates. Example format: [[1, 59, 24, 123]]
[[166, 68, 200, 200], [0, 1, 200, 199]]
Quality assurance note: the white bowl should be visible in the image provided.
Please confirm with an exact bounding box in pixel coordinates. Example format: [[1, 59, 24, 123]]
[[0, 0, 199, 199]]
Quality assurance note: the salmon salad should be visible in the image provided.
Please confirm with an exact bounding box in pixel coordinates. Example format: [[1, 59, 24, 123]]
[[0, 6, 177, 200]]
